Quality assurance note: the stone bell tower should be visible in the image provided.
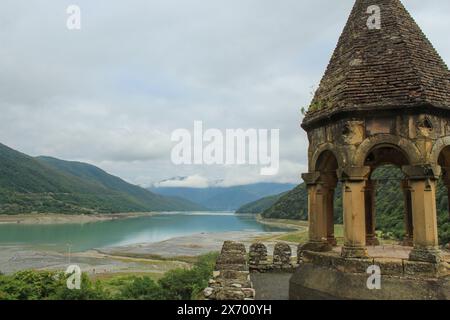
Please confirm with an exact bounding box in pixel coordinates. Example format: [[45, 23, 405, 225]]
[[301, 0, 450, 263]]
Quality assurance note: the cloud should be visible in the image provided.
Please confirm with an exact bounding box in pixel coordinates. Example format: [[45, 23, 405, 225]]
[[0, 0, 449, 186], [155, 175, 210, 188]]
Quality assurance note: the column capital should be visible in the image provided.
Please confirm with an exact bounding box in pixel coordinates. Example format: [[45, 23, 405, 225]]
[[338, 166, 371, 182], [401, 165, 441, 180], [301, 172, 337, 188], [400, 179, 411, 190], [301, 172, 321, 185]]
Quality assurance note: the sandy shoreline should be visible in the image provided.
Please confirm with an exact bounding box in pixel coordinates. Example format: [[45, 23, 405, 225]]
[[0, 230, 297, 275], [0, 212, 157, 225], [98, 231, 297, 258], [255, 214, 307, 231]]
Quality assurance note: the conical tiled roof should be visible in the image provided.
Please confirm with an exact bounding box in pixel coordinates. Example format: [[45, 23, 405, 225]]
[[302, 0, 450, 128]]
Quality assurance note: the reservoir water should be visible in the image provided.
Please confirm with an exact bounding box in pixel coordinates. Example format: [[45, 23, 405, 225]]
[[0, 212, 288, 252]]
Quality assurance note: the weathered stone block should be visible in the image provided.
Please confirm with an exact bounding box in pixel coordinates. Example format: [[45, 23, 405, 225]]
[[273, 242, 293, 270], [215, 241, 248, 271], [249, 242, 269, 272], [373, 259, 404, 276], [403, 260, 439, 277]]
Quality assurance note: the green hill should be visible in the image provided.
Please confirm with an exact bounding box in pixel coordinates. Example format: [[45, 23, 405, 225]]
[[0, 143, 205, 214], [237, 166, 450, 243]]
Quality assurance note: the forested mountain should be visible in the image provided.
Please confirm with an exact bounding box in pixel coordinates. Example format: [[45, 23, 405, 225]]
[[237, 166, 450, 243], [0, 143, 205, 214], [149, 183, 296, 211]]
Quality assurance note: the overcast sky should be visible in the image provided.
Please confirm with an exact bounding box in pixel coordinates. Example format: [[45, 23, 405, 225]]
[[1, 0, 449, 188]]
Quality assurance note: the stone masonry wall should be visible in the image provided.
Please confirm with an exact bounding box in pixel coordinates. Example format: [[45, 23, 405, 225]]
[[204, 241, 297, 300], [204, 241, 255, 300]]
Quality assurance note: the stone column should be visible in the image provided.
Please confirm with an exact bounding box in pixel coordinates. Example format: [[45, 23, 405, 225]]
[[447, 187, 450, 220], [403, 165, 442, 263], [326, 188, 337, 246], [401, 179, 414, 246], [408, 179, 441, 263], [340, 166, 370, 259], [307, 183, 329, 248], [445, 180, 450, 249], [364, 179, 379, 246], [300, 172, 332, 252], [442, 167, 450, 220]]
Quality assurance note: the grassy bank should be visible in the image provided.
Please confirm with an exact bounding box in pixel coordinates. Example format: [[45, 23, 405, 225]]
[[0, 253, 218, 300], [254, 215, 310, 243], [255, 216, 342, 244], [255, 216, 398, 245]]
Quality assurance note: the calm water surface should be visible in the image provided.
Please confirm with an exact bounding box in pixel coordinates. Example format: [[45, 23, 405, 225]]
[[0, 212, 288, 252]]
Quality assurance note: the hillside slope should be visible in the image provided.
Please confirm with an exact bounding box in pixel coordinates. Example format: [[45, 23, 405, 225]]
[[235, 192, 288, 214], [0, 143, 204, 214]]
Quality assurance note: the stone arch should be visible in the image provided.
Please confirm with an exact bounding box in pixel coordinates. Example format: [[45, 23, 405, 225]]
[[310, 144, 344, 173], [309, 146, 340, 248], [434, 140, 450, 221], [364, 145, 410, 169], [315, 150, 339, 173], [353, 135, 422, 167], [430, 136, 450, 166], [357, 137, 415, 248]]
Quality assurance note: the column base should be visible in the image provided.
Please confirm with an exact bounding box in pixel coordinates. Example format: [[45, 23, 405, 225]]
[[341, 245, 368, 259], [301, 241, 332, 253], [327, 237, 337, 247], [409, 247, 442, 264], [366, 236, 380, 246], [401, 236, 414, 247]]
